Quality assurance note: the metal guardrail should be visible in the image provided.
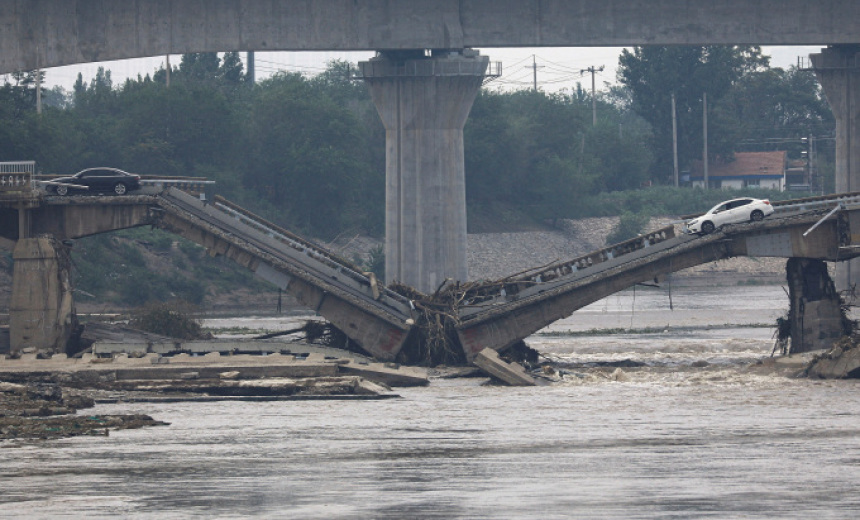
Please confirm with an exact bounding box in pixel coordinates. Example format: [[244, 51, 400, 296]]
[[0, 161, 34, 174], [770, 192, 860, 214], [678, 191, 860, 221], [458, 225, 677, 310], [210, 196, 413, 308]]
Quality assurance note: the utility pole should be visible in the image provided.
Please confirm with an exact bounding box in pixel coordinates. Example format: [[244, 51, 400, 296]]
[[803, 133, 819, 194], [247, 51, 255, 84], [672, 92, 679, 187], [525, 55, 543, 91], [580, 65, 604, 126], [35, 48, 42, 115], [165, 55, 171, 87], [703, 91, 709, 190]]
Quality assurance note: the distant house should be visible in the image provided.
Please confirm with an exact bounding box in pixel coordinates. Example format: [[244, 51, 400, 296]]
[[689, 151, 789, 191]]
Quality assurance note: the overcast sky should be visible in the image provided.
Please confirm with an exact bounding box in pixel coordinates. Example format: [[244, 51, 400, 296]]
[[30, 45, 822, 94]]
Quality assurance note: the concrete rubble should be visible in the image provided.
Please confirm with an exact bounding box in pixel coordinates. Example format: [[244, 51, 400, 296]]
[[473, 348, 541, 386], [0, 349, 428, 441], [1, 380, 167, 441], [806, 338, 860, 379]]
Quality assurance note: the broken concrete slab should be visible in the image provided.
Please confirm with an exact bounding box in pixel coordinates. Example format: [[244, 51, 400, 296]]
[[0, 351, 429, 387], [807, 343, 860, 378], [473, 348, 539, 386], [339, 360, 429, 387]]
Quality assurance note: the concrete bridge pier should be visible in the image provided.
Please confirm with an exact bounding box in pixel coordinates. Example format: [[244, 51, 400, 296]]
[[10, 237, 76, 354], [785, 258, 850, 354], [359, 50, 489, 293], [811, 46, 860, 295]]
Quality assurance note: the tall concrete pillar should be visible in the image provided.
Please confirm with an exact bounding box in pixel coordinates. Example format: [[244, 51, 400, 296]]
[[10, 237, 76, 354], [811, 46, 860, 294], [785, 258, 849, 354], [359, 50, 489, 293]]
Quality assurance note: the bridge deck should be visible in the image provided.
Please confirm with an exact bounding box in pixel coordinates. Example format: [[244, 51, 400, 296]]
[[5, 188, 860, 363]]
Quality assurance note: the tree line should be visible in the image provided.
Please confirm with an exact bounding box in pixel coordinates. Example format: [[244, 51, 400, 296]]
[[0, 47, 835, 240]]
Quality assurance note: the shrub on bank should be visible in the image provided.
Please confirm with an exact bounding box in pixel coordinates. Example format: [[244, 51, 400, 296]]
[[128, 300, 208, 340]]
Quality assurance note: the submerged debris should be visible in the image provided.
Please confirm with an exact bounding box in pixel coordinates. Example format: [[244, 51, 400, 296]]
[[0, 381, 167, 442]]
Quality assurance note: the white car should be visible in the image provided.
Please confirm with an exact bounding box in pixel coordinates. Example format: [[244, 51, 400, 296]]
[[685, 197, 774, 234]]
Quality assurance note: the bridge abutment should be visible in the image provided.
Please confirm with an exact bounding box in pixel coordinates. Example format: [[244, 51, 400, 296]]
[[10, 237, 76, 354], [811, 46, 860, 294], [360, 50, 489, 293], [785, 258, 849, 354]]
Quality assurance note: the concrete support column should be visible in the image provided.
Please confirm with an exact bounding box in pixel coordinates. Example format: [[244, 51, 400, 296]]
[[811, 46, 860, 293], [786, 258, 848, 354], [360, 50, 489, 293], [10, 237, 76, 354]]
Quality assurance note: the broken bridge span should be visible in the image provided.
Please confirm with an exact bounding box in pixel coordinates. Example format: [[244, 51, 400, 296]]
[[3, 181, 860, 363]]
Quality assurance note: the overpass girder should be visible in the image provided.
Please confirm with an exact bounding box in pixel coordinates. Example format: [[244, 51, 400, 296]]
[[7, 1, 860, 73]]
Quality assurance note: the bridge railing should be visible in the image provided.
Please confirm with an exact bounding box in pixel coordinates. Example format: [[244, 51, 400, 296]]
[[0, 161, 35, 193], [139, 176, 215, 198], [770, 191, 860, 214], [211, 196, 414, 308], [678, 191, 860, 222], [458, 224, 677, 310]]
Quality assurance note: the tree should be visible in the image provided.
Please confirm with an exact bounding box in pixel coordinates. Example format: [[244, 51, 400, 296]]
[[244, 72, 375, 237], [618, 45, 769, 181], [717, 66, 833, 149]]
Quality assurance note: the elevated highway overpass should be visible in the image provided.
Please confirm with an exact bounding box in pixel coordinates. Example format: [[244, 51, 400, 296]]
[[2, 182, 859, 362], [3, 0, 860, 73]]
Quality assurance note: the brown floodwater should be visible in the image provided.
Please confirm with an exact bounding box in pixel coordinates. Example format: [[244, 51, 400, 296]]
[[3, 285, 860, 519]]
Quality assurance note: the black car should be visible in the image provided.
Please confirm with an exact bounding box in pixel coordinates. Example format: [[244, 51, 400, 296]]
[[49, 168, 142, 196]]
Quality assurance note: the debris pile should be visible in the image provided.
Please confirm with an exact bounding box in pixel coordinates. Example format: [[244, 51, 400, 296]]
[[0, 381, 166, 441]]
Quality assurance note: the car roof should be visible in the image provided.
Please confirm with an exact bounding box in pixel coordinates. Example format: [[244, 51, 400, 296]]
[[717, 197, 760, 204], [75, 167, 132, 175]]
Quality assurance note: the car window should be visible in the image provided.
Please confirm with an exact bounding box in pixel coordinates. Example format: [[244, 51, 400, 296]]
[[713, 204, 728, 213], [734, 199, 752, 208]]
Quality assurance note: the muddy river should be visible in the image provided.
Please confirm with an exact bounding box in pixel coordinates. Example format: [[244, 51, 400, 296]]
[[3, 285, 860, 518]]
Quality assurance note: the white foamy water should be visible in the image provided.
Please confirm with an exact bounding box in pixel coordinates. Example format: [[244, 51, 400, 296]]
[[3, 285, 860, 519]]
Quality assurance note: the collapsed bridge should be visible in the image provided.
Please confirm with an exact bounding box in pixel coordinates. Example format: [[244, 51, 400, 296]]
[[3, 176, 860, 363]]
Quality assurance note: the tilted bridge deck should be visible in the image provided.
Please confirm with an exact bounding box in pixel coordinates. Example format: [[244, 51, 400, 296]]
[[6, 188, 860, 362]]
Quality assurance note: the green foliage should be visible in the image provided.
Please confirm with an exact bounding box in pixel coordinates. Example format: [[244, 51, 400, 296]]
[[0, 49, 838, 245], [69, 228, 267, 307], [1, 251, 12, 274], [618, 45, 770, 179], [128, 300, 206, 340], [571, 185, 806, 219], [606, 211, 651, 244], [365, 245, 385, 280]]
